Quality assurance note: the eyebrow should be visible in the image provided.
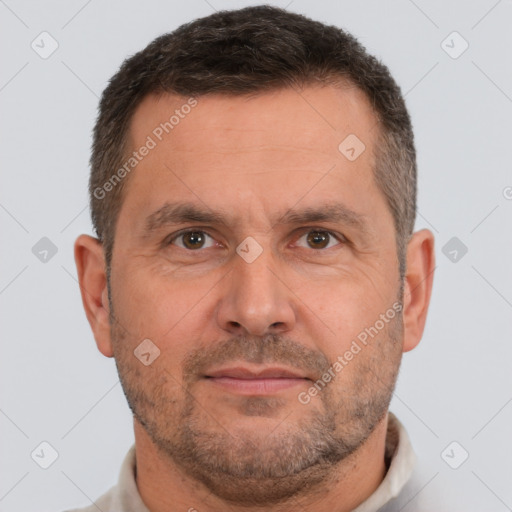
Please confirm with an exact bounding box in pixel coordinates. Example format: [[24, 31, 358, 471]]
[[142, 201, 371, 237]]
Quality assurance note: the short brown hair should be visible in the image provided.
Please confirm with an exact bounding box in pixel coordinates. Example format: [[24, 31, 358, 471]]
[[90, 5, 416, 279]]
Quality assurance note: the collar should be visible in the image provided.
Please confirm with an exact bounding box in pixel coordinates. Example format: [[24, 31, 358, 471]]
[[353, 411, 417, 511]]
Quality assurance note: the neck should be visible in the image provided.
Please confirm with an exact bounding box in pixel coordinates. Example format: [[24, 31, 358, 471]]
[[134, 413, 389, 512]]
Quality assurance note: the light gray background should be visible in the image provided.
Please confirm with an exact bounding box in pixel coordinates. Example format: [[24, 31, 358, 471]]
[[1, 0, 511, 511]]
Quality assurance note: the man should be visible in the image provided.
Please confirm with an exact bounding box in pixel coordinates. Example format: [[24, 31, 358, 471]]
[[72, 5, 435, 511]]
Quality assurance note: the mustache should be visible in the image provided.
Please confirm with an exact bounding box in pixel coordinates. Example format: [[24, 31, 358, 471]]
[[182, 333, 332, 384]]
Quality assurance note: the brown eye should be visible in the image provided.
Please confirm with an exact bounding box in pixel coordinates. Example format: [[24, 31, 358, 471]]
[[171, 230, 216, 250], [295, 230, 342, 250], [307, 231, 330, 249], [183, 231, 205, 249]]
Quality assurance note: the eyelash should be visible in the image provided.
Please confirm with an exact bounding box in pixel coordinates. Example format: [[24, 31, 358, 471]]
[[166, 228, 347, 251]]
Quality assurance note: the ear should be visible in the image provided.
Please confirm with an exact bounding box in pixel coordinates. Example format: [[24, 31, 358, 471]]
[[402, 229, 435, 353], [74, 234, 114, 357]]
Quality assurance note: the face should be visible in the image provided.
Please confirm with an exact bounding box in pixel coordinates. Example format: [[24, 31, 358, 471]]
[[108, 85, 404, 505]]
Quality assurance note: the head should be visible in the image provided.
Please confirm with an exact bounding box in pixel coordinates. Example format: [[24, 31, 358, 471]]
[[75, 5, 434, 506]]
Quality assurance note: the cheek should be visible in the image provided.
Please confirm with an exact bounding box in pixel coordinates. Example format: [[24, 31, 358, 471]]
[[304, 278, 380, 327], [303, 277, 399, 357], [111, 262, 221, 343]]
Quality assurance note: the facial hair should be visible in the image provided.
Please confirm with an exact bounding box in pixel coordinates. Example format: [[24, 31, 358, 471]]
[[110, 300, 404, 506]]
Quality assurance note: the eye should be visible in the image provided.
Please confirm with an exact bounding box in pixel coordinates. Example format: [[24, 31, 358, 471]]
[[294, 229, 343, 250], [169, 230, 217, 250]]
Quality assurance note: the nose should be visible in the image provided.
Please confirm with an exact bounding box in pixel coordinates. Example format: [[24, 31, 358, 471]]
[[215, 244, 296, 337]]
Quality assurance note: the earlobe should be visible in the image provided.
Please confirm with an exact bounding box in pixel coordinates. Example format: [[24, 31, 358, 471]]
[[74, 234, 114, 358], [402, 229, 436, 353]]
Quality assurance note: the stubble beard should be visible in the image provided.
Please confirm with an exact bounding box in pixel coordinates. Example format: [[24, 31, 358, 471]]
[[109, 295, 403, 506]]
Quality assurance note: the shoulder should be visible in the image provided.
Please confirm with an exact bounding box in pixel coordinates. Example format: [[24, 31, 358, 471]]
[[61, 484, 115, 512]]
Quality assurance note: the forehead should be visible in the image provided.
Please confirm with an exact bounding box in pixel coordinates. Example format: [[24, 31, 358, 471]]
[[119, 84, 387, 232], [129, 84, 378, 159]]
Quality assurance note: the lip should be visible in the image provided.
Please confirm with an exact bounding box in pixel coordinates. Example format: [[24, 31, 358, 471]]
[[203, 366, 310, 395], [205, 366, 307, 379]]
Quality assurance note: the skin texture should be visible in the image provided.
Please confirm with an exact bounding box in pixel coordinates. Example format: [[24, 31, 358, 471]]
[[75, 84, 435, 512]]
